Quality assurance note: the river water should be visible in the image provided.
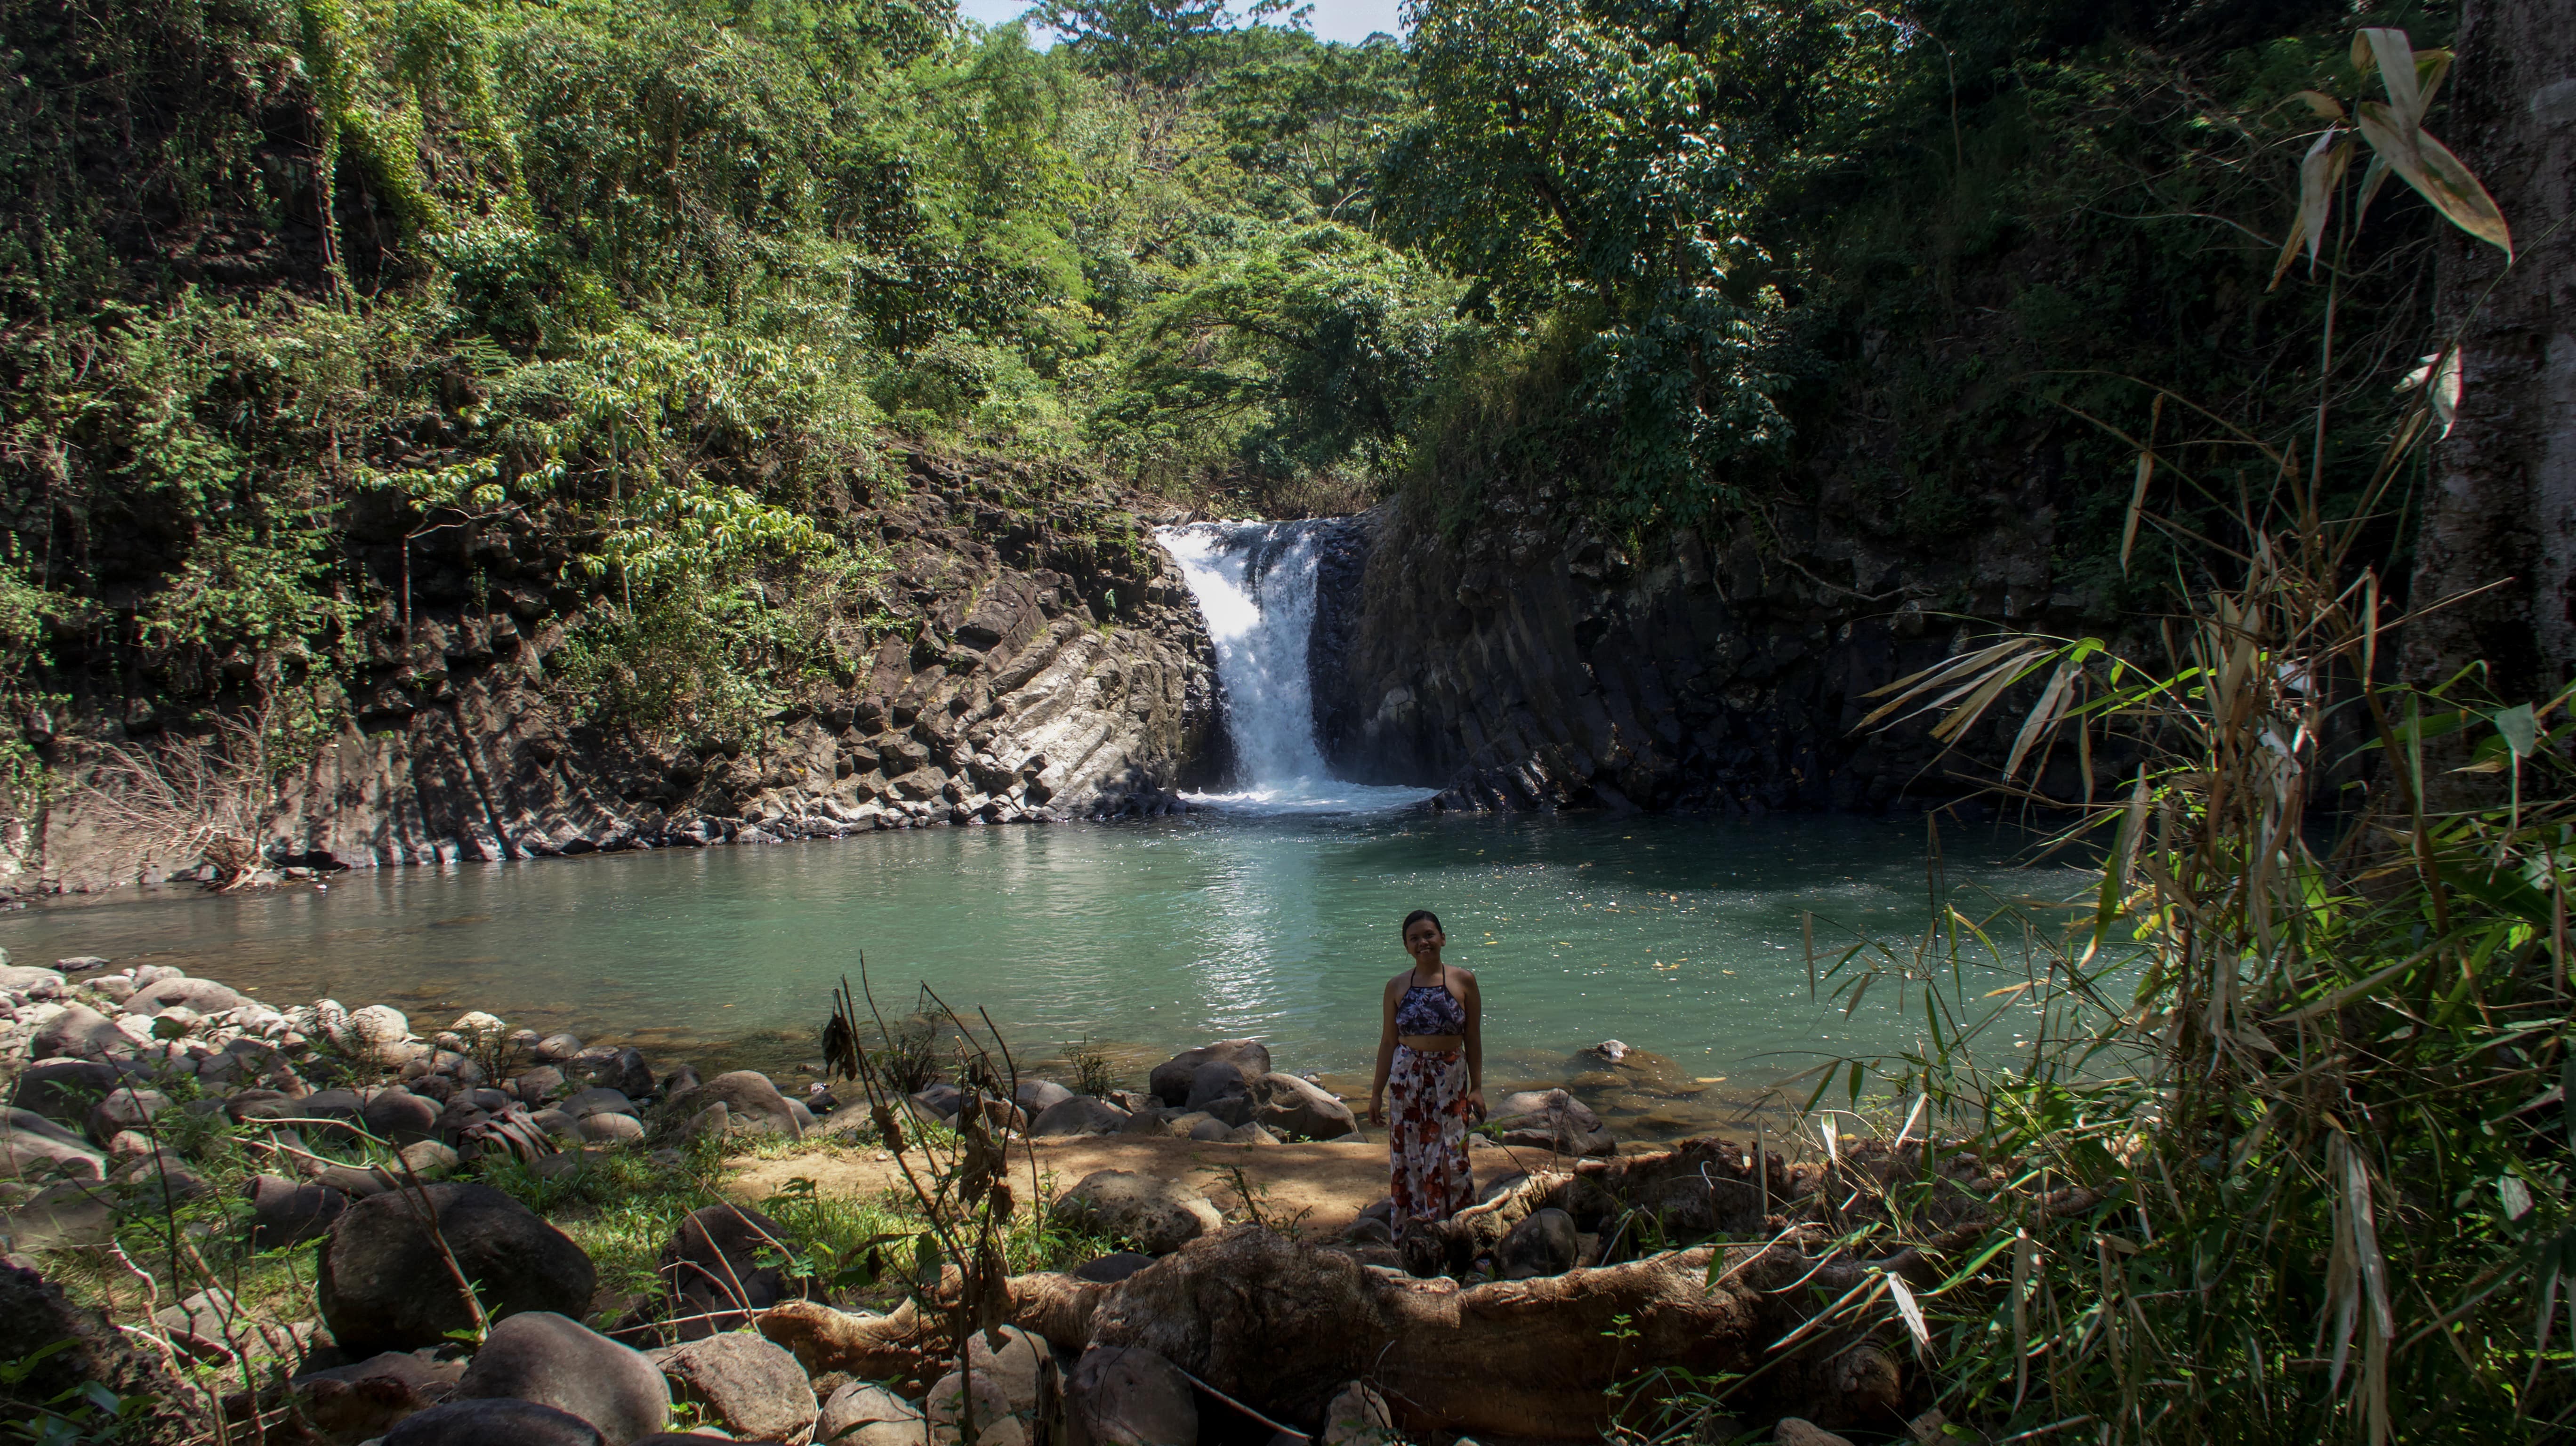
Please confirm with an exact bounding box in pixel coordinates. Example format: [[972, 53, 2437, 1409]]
[[0, 521, 2083, 1136]]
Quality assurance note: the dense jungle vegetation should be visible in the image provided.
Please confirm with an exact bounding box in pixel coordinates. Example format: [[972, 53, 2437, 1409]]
[[0, 0, 2449, 767]]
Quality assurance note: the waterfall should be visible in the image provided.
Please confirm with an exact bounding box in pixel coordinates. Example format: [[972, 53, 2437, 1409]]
[[1156, 520, 1427, 812]]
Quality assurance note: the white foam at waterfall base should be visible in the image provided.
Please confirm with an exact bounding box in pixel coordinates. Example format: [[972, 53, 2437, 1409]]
[[1156, 520, 1433, 814]]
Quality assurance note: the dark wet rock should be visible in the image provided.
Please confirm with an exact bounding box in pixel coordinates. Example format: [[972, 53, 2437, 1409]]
[[1185, 1115, 1233, 1142], [532, 1033, 586, 1064], [247, 1173, 347, 1249], [1497, 1207, 1579, 1279], [363, 1090, 443, 1145], [318, 1182, 596, 1353], [1030, 1097, 1128, 1138], [455, 1310, 671, 1445], [1051, 1170, 1222, 1254], [314, 1162, 397, 1199], [1149, 1041, 1270, 1107], [655, 1331, 817, 1442], [12, 1060, 137, 1124], [910, 1083, 964, 1119], [657, 1203, 807, 1338], [383, 1397, 606, 1446], [517, 1065, 569, 1102], [294, 1088, 370, 1143], [1071, 1251, 1155, 1284], [1067, 1344, 1196, 1446], [1244, 1072, 1356, 1141], [571, 1046, 655, 1100]]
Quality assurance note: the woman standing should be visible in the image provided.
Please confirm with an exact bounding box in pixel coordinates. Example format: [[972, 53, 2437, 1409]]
[[1367, 909, 1485, 1225]]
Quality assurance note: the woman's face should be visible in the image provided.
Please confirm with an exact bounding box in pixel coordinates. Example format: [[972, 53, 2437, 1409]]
[[1404, 918, 1445, 960]]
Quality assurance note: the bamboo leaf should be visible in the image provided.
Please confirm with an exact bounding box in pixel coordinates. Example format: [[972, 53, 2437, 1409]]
[[2122, 395, 2162, 571], [2291, 89, 2346, 120], [1886, 1271, 1932, 1354], [2356, 102, 2512, 255], [2271, 131, 2351, 290], [2365, 29, 2423, 128], [2003, 658, 2079, 781]]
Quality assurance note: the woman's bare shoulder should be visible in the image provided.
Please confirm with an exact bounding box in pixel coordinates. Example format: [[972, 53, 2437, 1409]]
[[1450, 964, 1481, 984]]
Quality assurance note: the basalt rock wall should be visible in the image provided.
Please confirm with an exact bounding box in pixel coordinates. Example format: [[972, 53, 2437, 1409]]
[[31, 452, 1220, 892], [1313, 476, 2109, 813]]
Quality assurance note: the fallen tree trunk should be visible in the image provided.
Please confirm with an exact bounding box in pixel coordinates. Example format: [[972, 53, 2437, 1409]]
[[1006, 1226, 1905, 1438], [762, 1135, 2073, 1438]]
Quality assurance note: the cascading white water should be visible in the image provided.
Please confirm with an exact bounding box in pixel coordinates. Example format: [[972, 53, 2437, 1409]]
[[1156, 520, 1429, 812]]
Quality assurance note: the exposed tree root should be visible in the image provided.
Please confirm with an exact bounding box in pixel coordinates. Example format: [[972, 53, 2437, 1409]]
[[763, 1135, 2095, 1436]]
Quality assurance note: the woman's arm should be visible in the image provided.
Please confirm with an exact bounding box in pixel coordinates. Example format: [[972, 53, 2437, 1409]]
[[1367, 977, 1398, 1125], [1461, 968, 1486, 1119]]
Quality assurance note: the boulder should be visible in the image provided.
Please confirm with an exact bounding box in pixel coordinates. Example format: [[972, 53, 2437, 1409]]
[[294, 1088, 370, 1144], [1, 1107, 105, 1181], [1321, 1381, 1395, 1446], [0, 964, 61, 994], [56, 956, 108, 972], [532, 1032, 585, 1064], [1030, 1097, 1128, 1139], [349, 1004, 411, 1049], [84, 1086, 171, 1147], [1185, 1115, 1233, 1142], [1065, 1345, 1196, 1446], [963, 1323, 1052, 1418], [1497, 1207, 1579, 1279], [1071, 1252, 1155, 1284], [561, 1087, 639, 1119], [1148, 1041, 1270, 1107], [819, 1382, 929, 1446], [926, 1368, 1014, 1446], [123, 978, 248, 1015], [1050, 1171, 1223, 1254], [581, 1112, 648, 1144], [1491, 1088, 1615, 1157], [518, 1066, 569, 1103], [247, 1173, 347, 1249], [455, 1310, 671, 1445], [1183, 1061, 1248, 1111], [292, 1350, 468, 1439], [384, 1398, 606, 1446], [571, 1047, 655, 1099], [4, 1181, 115, 1248], [1247, 1073, 1358, 1141], [1223, 1122, 1281, 1145], [1774, 1421, 1858, 1446], [655, 1331, 817, 1442], [30, 1004, 128, 1061], [13, 1059, 138, 1125], [1116, 1106, 1169, 1136], [401, 1139, 463, 1175], [664, 1071, 801, 1137], [362, 1090, 443, 1145], [317, 1182, 597, 1353], [659, 1203, 807, 1336], [1015, 1079, 1075, 1116]]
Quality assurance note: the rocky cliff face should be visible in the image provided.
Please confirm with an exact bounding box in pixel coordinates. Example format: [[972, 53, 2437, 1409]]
[[30, 453, 1219, 892], [1313, 472, 2103, 813]]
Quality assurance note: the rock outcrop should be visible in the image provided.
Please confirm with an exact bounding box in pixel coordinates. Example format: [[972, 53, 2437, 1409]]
[[1314, 487, 2098, 813], [28, 454, 1220, 892]]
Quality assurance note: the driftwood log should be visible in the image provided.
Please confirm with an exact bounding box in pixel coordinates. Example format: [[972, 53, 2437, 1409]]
[[760, 1136, 2069, 1437]]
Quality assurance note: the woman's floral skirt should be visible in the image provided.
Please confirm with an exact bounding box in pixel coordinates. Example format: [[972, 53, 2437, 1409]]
[[1387, 1044, 1474, 1225]]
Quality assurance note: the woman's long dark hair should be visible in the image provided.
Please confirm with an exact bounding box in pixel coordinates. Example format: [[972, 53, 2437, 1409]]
[[1401, 909, 1443, 939]]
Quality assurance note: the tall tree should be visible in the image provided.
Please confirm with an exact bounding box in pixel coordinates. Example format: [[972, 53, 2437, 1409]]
[[2406, 0, 2576, 704]]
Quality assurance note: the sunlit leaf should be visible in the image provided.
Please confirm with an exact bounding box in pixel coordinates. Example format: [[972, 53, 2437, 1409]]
[[2494, 703, 2538, 760], [2291, 89, 2346, 121], [2356, 102, 2512, 254], [2364, 28, 2423, 128]]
